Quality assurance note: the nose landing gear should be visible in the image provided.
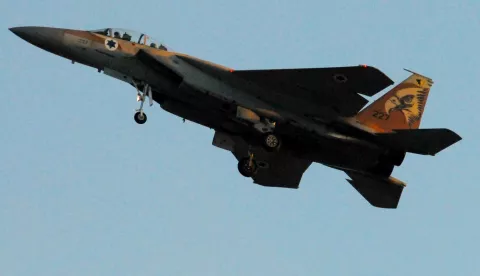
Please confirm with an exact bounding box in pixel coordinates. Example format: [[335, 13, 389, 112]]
[[133, 81, 153, 124], [134, 111, 147, 124]]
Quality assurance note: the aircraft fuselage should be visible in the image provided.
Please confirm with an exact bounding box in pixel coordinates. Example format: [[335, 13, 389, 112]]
[[10, 26, 391, 175]]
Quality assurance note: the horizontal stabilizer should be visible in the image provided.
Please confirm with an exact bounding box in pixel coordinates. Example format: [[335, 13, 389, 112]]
[[346, 172, 406, 209], [375, 128, 462, 155]]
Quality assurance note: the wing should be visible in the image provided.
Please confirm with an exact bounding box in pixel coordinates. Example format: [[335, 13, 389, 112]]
[[232, 66, 393, 117], [213, 131, 311, 188], [176, 54, 393, 119], [345, 171, 406, 209], [234, 66, 393, 97]]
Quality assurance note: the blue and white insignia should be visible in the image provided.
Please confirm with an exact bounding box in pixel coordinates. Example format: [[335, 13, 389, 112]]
[[104, 38, 118, 51]]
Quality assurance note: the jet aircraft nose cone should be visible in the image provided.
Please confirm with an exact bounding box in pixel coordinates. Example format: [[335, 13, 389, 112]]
[[9, 27, 32, 41], [9, 26, 65, 53], [10, 26, 42, 42]]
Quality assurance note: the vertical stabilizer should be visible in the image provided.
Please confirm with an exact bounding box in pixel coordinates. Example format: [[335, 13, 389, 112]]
[[356, 70, 433, 132]]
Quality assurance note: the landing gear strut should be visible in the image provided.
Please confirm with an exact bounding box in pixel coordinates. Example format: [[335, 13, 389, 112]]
[[238, 152, 258, 177], [133, 81, 153, 124]]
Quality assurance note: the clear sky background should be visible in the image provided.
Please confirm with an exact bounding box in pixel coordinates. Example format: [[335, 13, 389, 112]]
[[1, 0, 479, 275]]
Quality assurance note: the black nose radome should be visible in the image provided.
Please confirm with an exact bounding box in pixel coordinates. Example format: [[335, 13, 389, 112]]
[[10, 27, 37, 41], [9, 26, 65, 52]]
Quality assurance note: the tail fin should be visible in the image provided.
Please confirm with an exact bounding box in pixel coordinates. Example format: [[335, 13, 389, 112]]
[[356, 69, 433, 132]]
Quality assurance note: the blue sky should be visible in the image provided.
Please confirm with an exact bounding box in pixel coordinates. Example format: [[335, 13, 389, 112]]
[[1, 0, 479, 275]]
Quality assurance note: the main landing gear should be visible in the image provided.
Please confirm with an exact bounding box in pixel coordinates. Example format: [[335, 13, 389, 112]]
[[238, 152, 258, 177], [133, 81, 153, 124], [236, 128, 282, 178], [263, 132, 281, 151], [237, 133, 280, 178]]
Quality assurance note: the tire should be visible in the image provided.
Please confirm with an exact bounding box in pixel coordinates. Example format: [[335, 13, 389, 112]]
[[263, 133, 281, 151], [134, 111, 147, 124], [238, 157, 257, 177]]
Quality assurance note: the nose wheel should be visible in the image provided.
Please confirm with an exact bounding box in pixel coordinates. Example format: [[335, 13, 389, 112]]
[[134, 111, 147, 124], [133, 81, 153, 124]]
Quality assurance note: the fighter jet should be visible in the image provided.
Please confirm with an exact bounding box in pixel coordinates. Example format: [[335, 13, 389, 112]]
[[10, 26, 462, 208]]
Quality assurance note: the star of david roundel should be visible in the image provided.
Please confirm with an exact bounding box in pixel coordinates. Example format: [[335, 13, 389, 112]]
[[104, 38, 118, 51], [333, 74, 348, 83]]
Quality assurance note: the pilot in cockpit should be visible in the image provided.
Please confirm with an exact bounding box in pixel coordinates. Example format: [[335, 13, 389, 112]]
[[150, 42, 157, 48], [122, 32, 132, 41], [114, 31, 121, 39]]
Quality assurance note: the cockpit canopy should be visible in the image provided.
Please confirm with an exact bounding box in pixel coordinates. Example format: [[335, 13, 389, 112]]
[[90, 28, 170, 51]]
